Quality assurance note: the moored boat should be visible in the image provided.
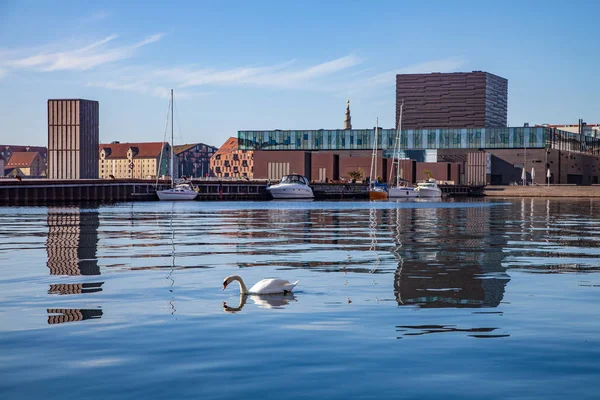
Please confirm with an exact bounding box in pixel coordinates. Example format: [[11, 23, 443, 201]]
[[267, 174, 314, 199], [415, 179, 442, 198]]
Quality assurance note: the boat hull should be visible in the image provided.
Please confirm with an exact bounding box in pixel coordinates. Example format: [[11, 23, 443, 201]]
[[416, 188, 442, 198], [369, 190, 388, 200], [389, 187, 418, 198], [157, 190, 198, 201], [267, 185, 314, 199]]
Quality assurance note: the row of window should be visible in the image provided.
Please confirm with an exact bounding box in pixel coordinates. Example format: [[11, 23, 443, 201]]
[[238, 127, 594, 151]]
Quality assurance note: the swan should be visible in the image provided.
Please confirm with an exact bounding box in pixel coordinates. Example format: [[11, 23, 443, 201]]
[[222, 275, 299, 295], [223, 293, 297, 313]]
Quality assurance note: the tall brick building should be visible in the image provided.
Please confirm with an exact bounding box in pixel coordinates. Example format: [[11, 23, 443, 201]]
[[395, 71, 508, 129], [48, 99, 99, 179]]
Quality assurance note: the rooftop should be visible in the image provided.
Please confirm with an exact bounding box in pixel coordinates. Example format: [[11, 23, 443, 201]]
[[214, 137, 243, 157], [173, 143, 217, 155], [99, 142, 167, 159], [6, 152, 40, 167]]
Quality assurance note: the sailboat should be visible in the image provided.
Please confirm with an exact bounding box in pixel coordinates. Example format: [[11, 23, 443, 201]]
[[368, 118, 388, 200], [389, 100, 418, 199], [157, 90, 198, 201]]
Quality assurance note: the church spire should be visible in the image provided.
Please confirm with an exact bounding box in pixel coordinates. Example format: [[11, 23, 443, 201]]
[[344, 99, 352, 130]]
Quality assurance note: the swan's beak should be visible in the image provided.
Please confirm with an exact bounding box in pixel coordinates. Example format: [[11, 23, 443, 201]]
[[222, 282, 228, 291]]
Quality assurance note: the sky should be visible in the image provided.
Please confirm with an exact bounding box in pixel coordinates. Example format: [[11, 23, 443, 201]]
[[0, 0, 598, 147]]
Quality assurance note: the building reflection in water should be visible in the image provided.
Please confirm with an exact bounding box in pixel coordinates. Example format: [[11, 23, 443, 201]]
[[47, 308, 103, 325], [392, 205, 511, 308], [48, 282, 104, 295], [46, 207, 100, 276]]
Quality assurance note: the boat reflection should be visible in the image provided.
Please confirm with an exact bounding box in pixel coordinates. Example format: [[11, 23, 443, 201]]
[[223, 293, 297, 313]]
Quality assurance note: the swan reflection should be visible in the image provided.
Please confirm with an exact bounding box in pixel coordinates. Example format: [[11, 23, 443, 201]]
[[223, 293, 297, 313]]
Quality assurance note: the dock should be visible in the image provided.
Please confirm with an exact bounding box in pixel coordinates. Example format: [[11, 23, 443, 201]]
[[0, 178, 483, 205]]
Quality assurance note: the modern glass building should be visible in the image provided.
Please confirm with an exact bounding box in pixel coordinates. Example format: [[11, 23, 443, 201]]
[[239, 127, 600, 154]]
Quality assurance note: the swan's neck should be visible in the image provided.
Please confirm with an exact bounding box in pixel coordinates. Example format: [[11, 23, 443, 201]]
[[223, 294, 248, 313], [231, 276, 249, 294]]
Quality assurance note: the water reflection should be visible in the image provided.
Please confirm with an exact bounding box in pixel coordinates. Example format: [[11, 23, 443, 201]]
[[396, 324, 509, 339], [223, 294, 297, 313], [47, 308, 103, 324], [46, 207, 99, 276], [390, 205, 510, 308], [48, 282, 104, 295]]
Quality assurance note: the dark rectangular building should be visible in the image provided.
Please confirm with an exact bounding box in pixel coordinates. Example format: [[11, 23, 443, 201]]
[[396, 71, 508, 129], [48, 99, 99, 179]]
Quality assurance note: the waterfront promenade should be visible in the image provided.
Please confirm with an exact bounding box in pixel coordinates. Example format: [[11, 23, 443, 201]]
[[483, 185, 600, 197]]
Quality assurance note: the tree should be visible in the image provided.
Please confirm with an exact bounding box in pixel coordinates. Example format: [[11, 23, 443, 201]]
[[347, 169, 363, 182], [423, 169, 434, 180]]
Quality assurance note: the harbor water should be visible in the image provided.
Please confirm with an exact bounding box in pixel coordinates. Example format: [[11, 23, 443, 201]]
[[1, 198, 599, 399]]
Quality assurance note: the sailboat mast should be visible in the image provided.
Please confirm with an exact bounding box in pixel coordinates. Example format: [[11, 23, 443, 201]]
[[374, 118, 378, 187], [170, 89, 174, 188], [396, 100, 403, 187]]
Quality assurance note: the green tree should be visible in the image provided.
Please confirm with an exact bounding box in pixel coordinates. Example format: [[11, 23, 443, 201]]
[[423, 169, 434, 180], [347, 169, 363, 182]]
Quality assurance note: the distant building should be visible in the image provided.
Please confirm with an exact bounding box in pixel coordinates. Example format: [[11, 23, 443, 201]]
[[344, 99, 352, 130], [48, 99, 99, 179], [98, 142, 170, 179], [396, 71, 508, 129], [540, 123, 600, 137], [4, 152, 44, 177], [173, 143, 217, 178], [210, 137, 254, 179], [0, 154, 4, 177], [0, 145, 47, 176]]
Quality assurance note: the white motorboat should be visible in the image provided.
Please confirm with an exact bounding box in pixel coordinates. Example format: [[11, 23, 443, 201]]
[[157, 180, 198, 201], [415, 179, 442, 198], [157, 90, 197, 201], [267, 174, 314, 199], [389, 186, 419, 198]]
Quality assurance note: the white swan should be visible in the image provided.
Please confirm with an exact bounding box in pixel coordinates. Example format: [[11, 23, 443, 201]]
[[222, 275, 299, 295]]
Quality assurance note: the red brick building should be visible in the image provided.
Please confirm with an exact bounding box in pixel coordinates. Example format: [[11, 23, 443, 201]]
[[210, 137, 254, 179]]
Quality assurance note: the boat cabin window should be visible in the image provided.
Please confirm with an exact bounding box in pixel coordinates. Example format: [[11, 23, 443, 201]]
[[280, 175, 308, 185]]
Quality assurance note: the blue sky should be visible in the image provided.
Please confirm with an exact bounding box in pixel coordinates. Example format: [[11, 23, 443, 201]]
[[0, 0, 598, 147]]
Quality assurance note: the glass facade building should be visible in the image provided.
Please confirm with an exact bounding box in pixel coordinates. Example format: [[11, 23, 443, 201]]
[[238, 127, 600, 154], [239, 127, 600, 154]]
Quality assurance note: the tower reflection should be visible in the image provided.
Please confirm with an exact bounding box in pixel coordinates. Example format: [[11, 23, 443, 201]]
[[392, 205, 510, 308], [47, 308, 103, 325], [46, 207, 100, 276]]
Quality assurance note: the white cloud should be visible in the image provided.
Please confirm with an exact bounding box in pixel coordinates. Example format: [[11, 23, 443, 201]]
[[87, 54, 362, 98], [1, 33, 164, 72], [87, 80, 201, 99], [148, 55, 362, 89]]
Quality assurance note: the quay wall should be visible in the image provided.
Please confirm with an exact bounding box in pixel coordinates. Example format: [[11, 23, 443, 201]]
[[483, 185, 600, 197], [0, 179, 483, 205]]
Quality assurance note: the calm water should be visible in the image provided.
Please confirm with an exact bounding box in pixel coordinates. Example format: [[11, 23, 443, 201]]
[[1, 199, 600, 399]]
